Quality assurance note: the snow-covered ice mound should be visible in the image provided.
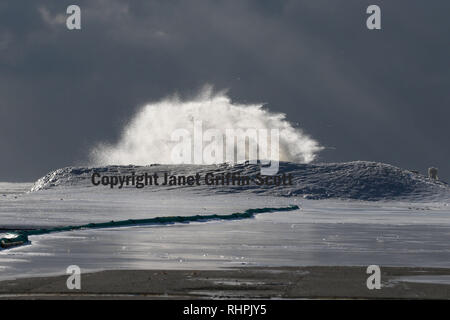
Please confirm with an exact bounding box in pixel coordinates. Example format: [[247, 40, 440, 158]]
[[30, 161, 449, 201]]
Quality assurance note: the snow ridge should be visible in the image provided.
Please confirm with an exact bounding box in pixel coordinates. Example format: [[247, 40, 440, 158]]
[[31, 161, 449, 201]]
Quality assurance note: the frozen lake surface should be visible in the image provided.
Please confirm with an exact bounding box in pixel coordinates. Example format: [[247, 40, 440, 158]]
[[0, 162, 449, 280]]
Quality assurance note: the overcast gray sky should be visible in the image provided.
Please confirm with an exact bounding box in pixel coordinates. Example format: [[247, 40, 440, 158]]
[[0, 0, 449, 182]]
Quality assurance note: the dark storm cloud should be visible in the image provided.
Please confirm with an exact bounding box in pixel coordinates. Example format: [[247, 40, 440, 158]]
[[0, 0, 449, 181]]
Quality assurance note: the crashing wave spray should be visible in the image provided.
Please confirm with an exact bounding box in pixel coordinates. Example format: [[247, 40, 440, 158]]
[[90, 87, 323, 166]]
